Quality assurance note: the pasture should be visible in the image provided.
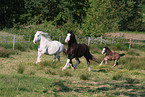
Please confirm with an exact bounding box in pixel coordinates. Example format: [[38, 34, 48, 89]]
[[0, 43, 145, 96]]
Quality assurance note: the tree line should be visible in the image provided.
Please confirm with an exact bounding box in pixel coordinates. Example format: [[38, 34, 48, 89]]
[[0, 0, 145, 36]]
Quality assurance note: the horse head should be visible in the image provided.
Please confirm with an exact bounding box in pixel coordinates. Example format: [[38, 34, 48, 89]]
[[33, 31, 48, 44], [102, 46, 109, 54], [65, 30, 77, 44]]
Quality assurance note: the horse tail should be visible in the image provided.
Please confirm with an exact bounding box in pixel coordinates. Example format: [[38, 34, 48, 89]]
[[63, 48, 67, 55], [91, 55, 100, 63], [120, 53, 125, 57]]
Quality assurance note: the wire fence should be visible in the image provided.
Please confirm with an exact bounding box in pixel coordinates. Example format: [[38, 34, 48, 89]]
[[0, 35, 145, 50]]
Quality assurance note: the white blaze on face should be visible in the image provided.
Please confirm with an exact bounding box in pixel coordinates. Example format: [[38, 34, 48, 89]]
[[33, 32, 40, 44], [65, 33, 71, 43], [102, 48, 106, 54]]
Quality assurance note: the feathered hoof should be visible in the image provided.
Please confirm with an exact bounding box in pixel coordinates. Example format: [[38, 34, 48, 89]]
[[88, 67, 92, 72]]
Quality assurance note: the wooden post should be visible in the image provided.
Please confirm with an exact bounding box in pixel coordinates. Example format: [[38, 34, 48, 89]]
[[13, 35, 15, 50], [59, 36, 61, 42], [28, 35, 31, 48], [100, 36, 102, 44], [112, 37, 114, 44], [129, 37, 132, 48], [88, 37, 90, 45]]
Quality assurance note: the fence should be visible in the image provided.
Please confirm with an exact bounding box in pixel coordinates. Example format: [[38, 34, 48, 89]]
[[0, 35, 145, 50]]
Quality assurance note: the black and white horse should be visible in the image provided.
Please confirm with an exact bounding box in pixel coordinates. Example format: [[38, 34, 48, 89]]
[[62, 31, 99, 71]]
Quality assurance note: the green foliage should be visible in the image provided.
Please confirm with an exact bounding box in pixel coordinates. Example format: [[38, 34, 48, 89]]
[[17, 63, 25, 74], [82, 0, 119, 36], [80, 72, 91, 80], [1, 0, 144, 35], [0, 47, 16, 58]]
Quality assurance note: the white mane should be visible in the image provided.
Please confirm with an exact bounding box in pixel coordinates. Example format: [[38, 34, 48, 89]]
[[37, 31, 51, 41]]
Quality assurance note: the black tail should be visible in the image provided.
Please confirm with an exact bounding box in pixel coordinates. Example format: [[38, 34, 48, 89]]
[[91, 55, 100, 63], [120, 53, 125, 57], [63, 48, 67, 55]]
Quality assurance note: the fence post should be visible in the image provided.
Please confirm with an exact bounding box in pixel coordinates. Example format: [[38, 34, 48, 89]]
[[59, 36, 61, 42], [13, 35, 15, 50], [112, 37, 114, 44], [28, 35, 31, 48], [129, 37, 132, 48], [100, 36, 102, 44], [88, 37, 90, 45]]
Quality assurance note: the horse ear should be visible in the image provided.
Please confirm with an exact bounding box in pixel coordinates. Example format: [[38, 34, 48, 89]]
[[68, 30, 73, 34]]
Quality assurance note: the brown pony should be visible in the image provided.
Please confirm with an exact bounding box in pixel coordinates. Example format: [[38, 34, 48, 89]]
[[100, 46, 125, 67]]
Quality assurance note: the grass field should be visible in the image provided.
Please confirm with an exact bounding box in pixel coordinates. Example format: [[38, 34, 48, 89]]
[[0, 45, 145, 96]]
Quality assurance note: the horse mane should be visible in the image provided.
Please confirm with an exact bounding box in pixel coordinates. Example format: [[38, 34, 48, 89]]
[[38, 32, 51, 41], [68, 31, 77, 46], [105, 46, 112, 52]]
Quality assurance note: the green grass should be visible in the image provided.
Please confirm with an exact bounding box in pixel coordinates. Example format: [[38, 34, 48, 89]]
[[0, 45, 145, 96], [0, 29, 145, 96]]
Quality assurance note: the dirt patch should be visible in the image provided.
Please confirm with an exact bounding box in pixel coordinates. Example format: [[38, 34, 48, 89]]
[[106, 32, 145, 40]]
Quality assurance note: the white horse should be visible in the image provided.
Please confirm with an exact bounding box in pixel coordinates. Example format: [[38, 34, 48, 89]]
[[33, 31, 64, 64]]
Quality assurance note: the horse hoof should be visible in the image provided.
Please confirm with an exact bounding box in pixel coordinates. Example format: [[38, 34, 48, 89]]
[[99, 63, 102, 65], [62, 67, 66, 71], [88, 68, 91, 72], [71, 67, 74, 71]]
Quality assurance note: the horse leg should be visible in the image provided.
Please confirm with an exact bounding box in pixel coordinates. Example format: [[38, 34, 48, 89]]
[[104, 57, 108, 64], [87, 61, 91, 72], [100, 58, 105, 65], [36, 50, 41, 64], [74, 58, 80, 68], [69, 60, 74, 71], [52, 52, 60, 64], [36, 49, 46, 64], [112, 59, 117, 68], [84, 56, 91, 71], [62, 59, 70, 70]]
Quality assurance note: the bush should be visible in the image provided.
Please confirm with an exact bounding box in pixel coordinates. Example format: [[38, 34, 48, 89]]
[[17, 63, 25, 74], [80, 73, 91, 80], [0, 47, 16, 58]]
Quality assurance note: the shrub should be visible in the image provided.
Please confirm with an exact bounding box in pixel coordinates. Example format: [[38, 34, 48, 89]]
[[17, 63, 25, 74], [80, 73, 91, 80], [0, 47, 16, 58]]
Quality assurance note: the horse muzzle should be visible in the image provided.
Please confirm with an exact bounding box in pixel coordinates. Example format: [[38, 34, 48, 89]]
[[65, 39, 68, 43], [33, 40, 36, 44]]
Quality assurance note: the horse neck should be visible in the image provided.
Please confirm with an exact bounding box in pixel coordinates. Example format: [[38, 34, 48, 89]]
[[106, 48, 112, 55], [68, 38, 77, 47], [40, 35, 48, 48]]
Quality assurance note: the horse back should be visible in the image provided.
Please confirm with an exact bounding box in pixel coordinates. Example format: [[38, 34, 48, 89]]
[[67, 43, 90, 57], [46, 41, 64, 55]]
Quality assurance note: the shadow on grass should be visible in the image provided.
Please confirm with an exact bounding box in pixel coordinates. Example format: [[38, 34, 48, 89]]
[[43, 80, 72, 93]]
